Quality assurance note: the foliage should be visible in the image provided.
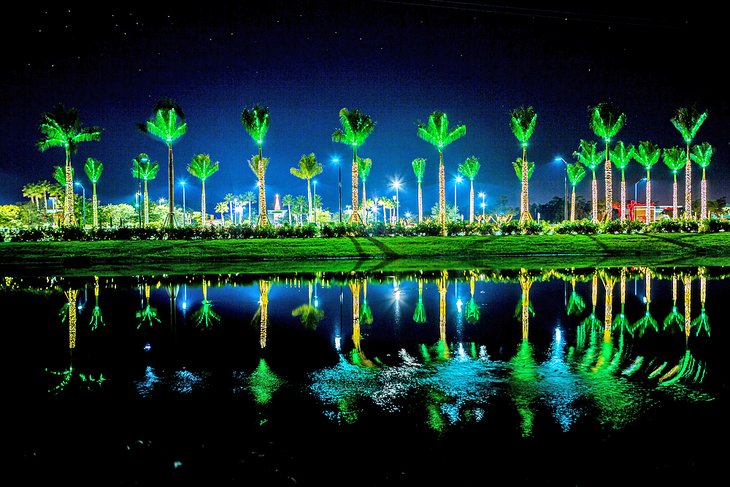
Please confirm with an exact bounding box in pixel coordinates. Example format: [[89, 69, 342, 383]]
[[662, 147, 686, 174], [417, 111, 466, 150], [610, 141, 634, 171], [458, 156, 480, 180], [671, 106, 708, 144], [84, 158, 103, 183], [188, 153, 220, 182], [412, 157, 427, 182], [240, 104, 270, 146], [633, 141, 661, 171], [509, 106, 537, 146], [512, 158, 534, 180], [690, 142, 713, 169], [332, 108, 375, 148], [567, 162, 587, 186], [589, 102, 625, 142], [573, 140, 602, 171]]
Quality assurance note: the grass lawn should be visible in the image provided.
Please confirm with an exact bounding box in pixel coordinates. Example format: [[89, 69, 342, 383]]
[[1, 233, 729, 276]]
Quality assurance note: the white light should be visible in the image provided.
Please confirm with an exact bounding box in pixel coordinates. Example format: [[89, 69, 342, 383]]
[[182, 301, 187, 310], [642, 296, 647, 304], [144, 343, 152, 352], [456, 298, 463, 313], [334, 335, 341, 351], [555, 328, 561, 343]]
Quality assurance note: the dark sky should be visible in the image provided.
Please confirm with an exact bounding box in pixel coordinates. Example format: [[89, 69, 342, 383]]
[[1, 1, 727, 215]]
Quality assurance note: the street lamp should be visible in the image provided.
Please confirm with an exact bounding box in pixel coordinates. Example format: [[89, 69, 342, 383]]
[[179, 180, 187, 226], [454, 175, 463, 219], [332, 156, 342, 223], [634, 177, 647, 222], [478, 191, 486, 220], [389, 177, 402, 223], [75, 181, 86, 228], [555, 157, 569, 221]]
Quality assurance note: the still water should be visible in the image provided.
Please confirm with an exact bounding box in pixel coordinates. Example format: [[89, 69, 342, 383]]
[[15, 267, 725, 485]]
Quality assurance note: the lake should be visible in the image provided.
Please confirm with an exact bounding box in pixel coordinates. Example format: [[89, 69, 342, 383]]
[[14, 266, 725, 485]]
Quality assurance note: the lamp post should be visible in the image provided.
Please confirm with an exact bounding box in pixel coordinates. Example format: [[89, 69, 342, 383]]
[[454, 175, 463, 220], [75, 181, 86, 228], [390, 177, 402, 223], [634, 177, 647, 222], [180, 180, 187, 226], [478, 191, 486, 220], [555, 157, 569, 221]]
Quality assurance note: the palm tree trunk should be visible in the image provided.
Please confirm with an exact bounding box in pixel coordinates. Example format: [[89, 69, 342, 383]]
[[604, 141, 612, 221], [306, 178, 312, 223], [603, 277, 614, 340], [257, 155, 269, 227], [645, 171, 652, 225], [248, 201, 252, 224], [591, 172, 598, 222], [349, 146, 360, 223], [144, 180, 149, 226], [519, 147, 530, 224], [683, 275, 691, 341], [571, 186, 577, 222], [469, 179, 474, 222], [64, 147, 75, 226], [201, 180, 207, 227], [92, 182, 98, 228], [620, 172, 626, 223], [672, 173, 678, 220], [438, 150, 446, 231], [287, 203, 292, 224], [259, 280, 269, 349], [167, 143, 175, 228], [362, 181, 367, 224], [701, 169, 707, 219], [417, 181, 423, 223], [684, 144, 692, 219], [42, 189, 48, 221]]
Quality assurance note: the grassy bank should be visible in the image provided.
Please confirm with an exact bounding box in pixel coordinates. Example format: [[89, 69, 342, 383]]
[[1, 233, 729, 275]]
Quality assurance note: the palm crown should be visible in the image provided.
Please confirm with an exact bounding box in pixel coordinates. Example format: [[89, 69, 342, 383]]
[[671, 106, 708, 143], [609, 141, 634, 171], [37, 104, 102, 153], [412, 158, 426, 183], [290, 153, 323, 180], [512, 158, 535, 180], [690, 142, 713, 169], [331, 108, 375, 148], [142, 99, 186, 144], [417, 111, 466, 150], [458, 156, 480, 180], [662, 147, 686, 174], [188, 154, 220, 182], [84, 158, 103, 183], [509, 106, 536, 147], [132, 153, 160, 180], [357, 157, 372, 182], [241, 104, 270, 147], [248, 154, 269, 178], [567, 162, 587, 187], [573, 140, 602, 172], [590, 102, 625, 143], [633, 141, 660, 171], [53, 166, 72, 186]]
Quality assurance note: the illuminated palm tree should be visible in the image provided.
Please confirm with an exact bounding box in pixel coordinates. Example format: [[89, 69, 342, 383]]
[[633, 141, 660, 224], [360, 279, 373, 326], [132, 153, 159, 226], [566, 162, 587, 222], [664, 272, 683, 332], [671, 106, 708, 219], [139, 98, 187, 227], [88, 276, 105, 331], [566, 276, 585, 316], [509, 106, 537, 223], [573, 140, 602, 222], [224, 193, 235, 222], [458, 156, 481, 223], [37, 104, 102, 226], [357, 157, 373, 224], [65, 288, 78, 349], [282, 194, 293, 225], [52, 166, 74, 221], [662, 147, 686, 220], [215, 201, 228, 224], [83, 157, 103, 228], [38, 180, 52, 220], [512, 158, 535, 220], [290, 153, 323, 223], [136, 283, 160, 328], [22, 182, 42, 209], [417, 111, 466, 230], [187, 153, 220, 227], [241, 104, 271, 226], [683, 274, 692, 341], [413, 278, 427, 324], [613, 268, 630, 334], [516, 269, 535, 341], [600, 271, 616, 341], [609, 141, 634, 222], [248, 155, 269, 227], [242, 191, 255, 224], [692, 267, 710, 336], [411, 158, 427, 223], [332, 108, 375, 223], [580, 271, 601, 341], [590, 102, 626, 221], [349, 279, 374, 367], [192, 279, 221, 329], [690, 142, 713, 219], [509, 334, 537, 437], [437, 271, 450, 359], [292, 281, 325, 330], [255, 280, 271, 349]]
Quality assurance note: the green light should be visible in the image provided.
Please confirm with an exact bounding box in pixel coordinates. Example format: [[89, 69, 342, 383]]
[[249, 358, 283, 405]]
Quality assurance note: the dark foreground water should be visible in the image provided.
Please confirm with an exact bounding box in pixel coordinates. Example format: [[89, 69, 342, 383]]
[[13, 266, 726, 486]]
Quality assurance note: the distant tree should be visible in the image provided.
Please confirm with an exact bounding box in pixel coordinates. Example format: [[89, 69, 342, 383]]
[[458, 155, 481, 222], [633, 141, 661, 224], [671, 106, 708, 219], [690, 142, 713, 219], [573, 139, 602, 222], [509, 106, 537, 223], [662, 147, 686, 220], [241, 104, 271, 226], [567, 162, 587, 221], [290, 153, 323, 223], [132, 153, 159, 226], [187, 153, 220, 227], [411, 157, 427, 223], [609, 141, 634, 222], [84, 157, 103, 228], [590, 102, 626, 221], [357, 156, 373, 223], [282, 194, 294, 225]]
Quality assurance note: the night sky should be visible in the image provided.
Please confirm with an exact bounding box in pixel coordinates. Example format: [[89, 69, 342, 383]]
[[2, 1, 727, 215]]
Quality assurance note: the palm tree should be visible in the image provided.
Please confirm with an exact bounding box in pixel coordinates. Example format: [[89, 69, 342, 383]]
[[358, 157, 373, 224], [84, 157, 103, 228], [690, 142, 713, 219], [664, 273, 683, 332], [632, 269, 657, 336], [215, 201, 228, 225], [38, 180, 52, 219], [692, 267, 710, 336], [89, 276, 105, 331], [243, 191, 256, 224], [241, 104, 271, 226], [53, 165, 72, 186], [566, 162, 587, 221], [411, 158, 427, 223], [609, 141, 634, 222], [37, 104, 102, 227], [282, 194, 294, 224], [292, 281, 324, 330], [509, 106, 537, 223], [294, 195, 307, 224], [512, 158, 535, 217], [139, 98, 187, 228], [566, 277, 585, 316], [633, 141, 660, 224], [590, 102, 626, 221], [417, 112, 466, 230], [132, 153, 159, 226], [671, 106, 708, 219], [192, 279, 221, 329], [187, 154, 220, 227], [662, 147, 685, 220], [413, 278, 427, 324], [248, 155, 269, 226], [332, 108, 375, 223], [458, 156, 481, 222], [224, 193, 235, 222], [22, 182, 41, 209], [290, 153, 323, 223], [465, 274, 480, 324], [573, 140, 602, 222], [136, 283, 160, 328]]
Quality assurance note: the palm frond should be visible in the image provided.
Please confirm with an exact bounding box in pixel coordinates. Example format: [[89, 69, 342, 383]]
[[241, 104, 270, 144], [458, 155, 480, 180], [187, 153, 220, 182], [566, 291, 585, 316], [690, 142, 713, 169], [567, 162, 587, 186], [512, 158, 535, 180], [247, 154, 269, 178], [610, 141, 634, 170], [573, 139, 602, 170], [412, 158, 427, 182], [671, 106, 708, 143], [633, 141, 660, 170], [663, 306, 683, 332], [357, 156, 372, 181], [662, 147, 686, 173], [509, 106, 537, 144], [84, 157, 104, 183], [589, 102, 625, 141]]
